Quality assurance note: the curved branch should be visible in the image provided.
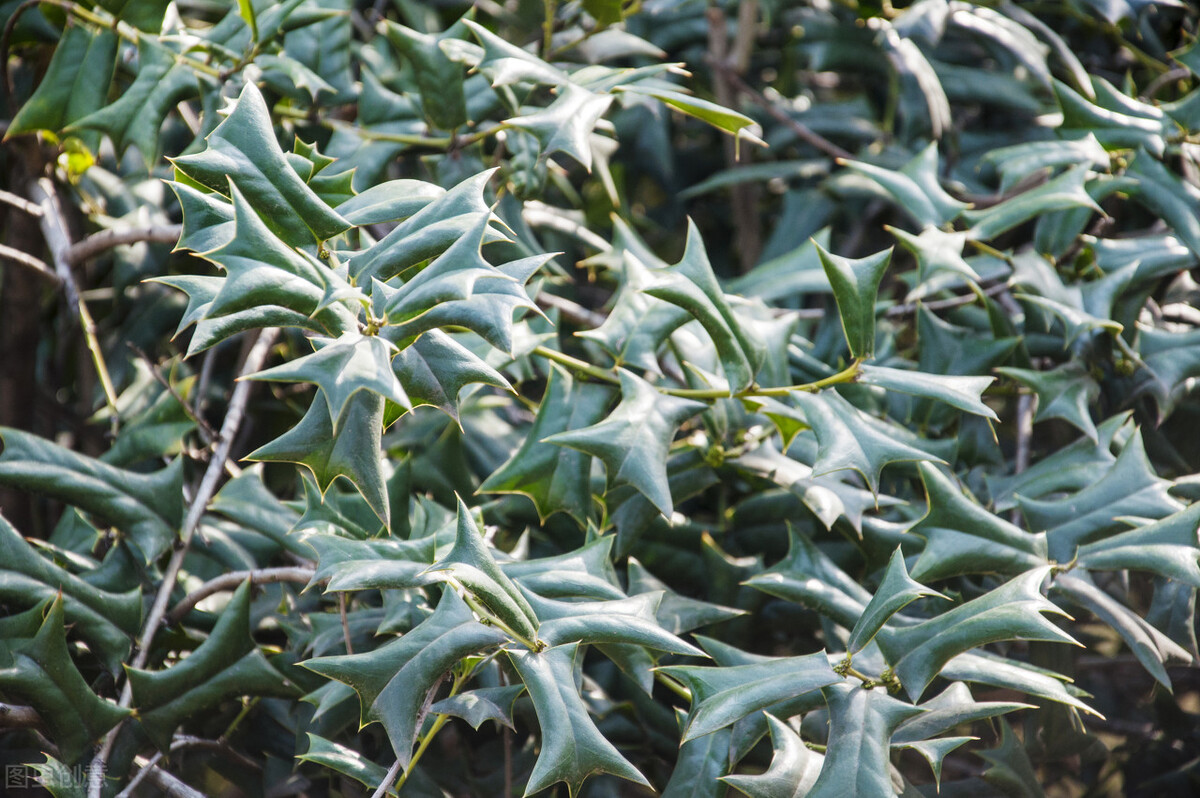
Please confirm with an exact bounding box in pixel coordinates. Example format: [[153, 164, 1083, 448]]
[[67, 224, 182, 266], [0, 701, 41, 729], [166, 566, 315, 626]]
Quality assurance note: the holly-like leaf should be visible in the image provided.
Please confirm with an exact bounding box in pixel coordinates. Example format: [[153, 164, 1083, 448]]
[[545, 370, 706, 516], [521, 589, 703, 655], [479, 364, 610, 522], [722, 713, 823, 798], [979, 720, 1045, 798], [0, 596, 130, 763], [859, 364, 997, 420], [909, 462, 1048, 582], [815, 244, 891, 359], [886, 225, 978, 297], [962, 165, 1102, 241], [7, 26, 118, 142], [247, 333, 409, 433], [424, 497, 542, 646], [1020, 429, 1182, 561], [0, 516, 140, 671], [644, 221, 767, 391], [659, 651, 840, 742], [506, 83, 614, 171], [880, 568, 1079, 701], [461, 18, 571, 87], [247, 389, 389, 526], [806, 683, 924, 798], [848, 548, 947, 654], [391, 330, 511, 422], [0, 428, 182, 563], [127, 581, 296, 750], [431, 684, 525, 730], [381, 19, 468, 130], [68, 38, 206, 164], [1126, 148, 1200, 257], [614, 83, 765, 147], [997, 362, 1099, 442], [1054, 80, 1167, 156], [627, 557, 745, 634], [505, 537, 626, 601], [662, 708, 733, 798], [304, 531, 438, 593], [791, 389, 940, 495], [1074, 502, 1200, 587], [336, 178, 445, 227], [172, 82, 349, 247], [297, 733, 394, 794], [839, 144, 967, 227], [305, 589, 507, 765], [507, 643, 651, 796], [938, 651, 1095, 716]]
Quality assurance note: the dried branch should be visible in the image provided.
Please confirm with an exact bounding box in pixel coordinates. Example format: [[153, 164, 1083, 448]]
[[536, 292, 605, 328], [0, 188, 43, 217], [0, 701, 41, 729], [0, 242, 58, 283], [166, 566, 315, 626], [128, 343, 220, 443], [67, 224, 182, 265]]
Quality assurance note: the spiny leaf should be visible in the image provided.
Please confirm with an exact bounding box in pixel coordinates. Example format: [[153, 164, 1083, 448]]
[[246, 332, 409, 433], [962, 165, 1102, 241], [790, 389, 940, 495], [304, 531, 438, 593], [858, 364, 997, 420], [431, 684, 525, 730], [939, 650, 1096, 716], [508, 643, 651, 797], [848, 548, 947, 655], [0, 428, 182, 563], [0, 596, 131, 763], [546, 370, 706, 516], [505, 537, 626, 601], [910, 462, 1048, 581], [304, 589, 507, 766], [1074, 502, 1200, 588], [381, 18, 469, 130], [662, 708, 733, 798], [520, 589, 703, 655], [659, 651, 840, 742], [614, 83, 766, 147], [424, 496, 541, 646], [1126, 148, 1200, 257], [979, 720, 1045, 798], [6, 26, 118, 143], [880, 568, 1079, 701], [838, 143, 967, 227], [126, 581, 296, 750], [506, 83, 614, 171], [814, 243, 891, 359], [461, 18, 571, 86], [297, 734, 394, 794], [886, 225, 978, 295], [172, 82, 350, 247], [479, 364, 612, 523], [391, 330, 511, 423], [806, 683, 924, 798], [247, 390, 389, 526], [645, 220, 767, 391], [996, 362, 1099, 442], [721, 714, 823, 798]]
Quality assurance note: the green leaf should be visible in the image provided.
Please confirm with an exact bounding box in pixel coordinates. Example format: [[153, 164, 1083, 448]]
[[127, 580, 296, 749], [304, 589, 507, 765], [424, 496, 541, 646], [506, 83, 614, 171], [996, 362, 1099, 442], [431, 684, 525, 730], [504, 537, 625, 601], [909, 462, 1048, 581], [461, 18, 571, 87], [297, 733, 395, 795], [979, 720, 1045, 798], [305, 531, 438, 593], [248, 332, 409, 433], [545, 369, 706, 516], [7, 25, 118, 141], [521, 589, 703, 655], [1020, 429, 1182, 561], [858, 364, 997, 420], [97, 0, 171, 31], [507, 643, 651, 796], [644, 221, 767, 391], [0, 596, 130, 763], [68, 38, 207, 164], [1054, 80, 1166, 156], [479, 364, 612, 523], [839, 144, 967, 227], [1075, 502, 1200, 587], [172, 82, 350, 247], [0, 428, 182, 563], [0, 515, 140, 671], [981, 135, 1110, 192], [392, 330, 511, 422], [848, 548, 947, 655], [336, 179, 445, 227], [790, 389, 940, 495], [722, 714, 823, 798], [1126, 148, 1200, 257], [236, 0, 259, 41], [662, 708, 733, 798], [886, 225, 978, 296], [584, 0, 627, 25], [814, 243, 891, 359], [28, 754, 87, 798], [806, 683, 924, 798], [247, 390, 389, 526], [938, 651, 1096, 716], [614, 83, 765, 147], [627, 557, 745, 634], [881, 568, 1079, 701], [381, 19, 468, 130], [659, 651, 840, 742], [962, 165, 1102, 241]]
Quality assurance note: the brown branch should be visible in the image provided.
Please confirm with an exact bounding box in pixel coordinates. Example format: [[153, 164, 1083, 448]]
[[166, 565, 314, 626], [884, 281, 1009, 318], [128, 344, 219, 443], [0, 701, 41, 729], [0, 188, 42, 217], [536, 292, 605, 328], [67, 224, 182, 266], [0, 242, 58, 283]]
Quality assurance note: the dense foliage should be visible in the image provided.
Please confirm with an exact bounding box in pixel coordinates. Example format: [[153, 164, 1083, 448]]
[[3, 0, 1200, 795]]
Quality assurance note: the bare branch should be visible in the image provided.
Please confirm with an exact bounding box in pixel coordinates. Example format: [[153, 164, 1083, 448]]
[[536, 292, 605, 328], [0, 188, 43, 217], [166, 566, 315, 626], [0, 242, 58, 283], [0, 701, 41, 729], [67, 224, 182, 266]]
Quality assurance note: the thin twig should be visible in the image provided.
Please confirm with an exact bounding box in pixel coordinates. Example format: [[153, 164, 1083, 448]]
[[371, 758, 405, 798], [884, 281, 1008, 318], [0, 242, 58, 282], [128, 344, 220, 442], [536, 292, 605, 328], [0, 188, 43, 217], [339, 592, 355, 655], [67, 224, 182, 266], [130, 756, 204, 798], [166, 565, 314, 625], [90, 328, 280, 798], [32, 178, 121, 421], [115, 752, 166, 798], [0, 701, 40, 728]]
